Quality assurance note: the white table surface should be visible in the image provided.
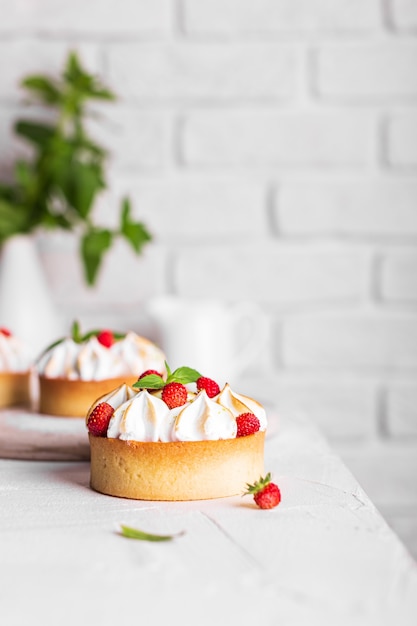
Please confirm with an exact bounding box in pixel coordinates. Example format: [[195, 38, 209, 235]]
[[0, 409, 416, 626]]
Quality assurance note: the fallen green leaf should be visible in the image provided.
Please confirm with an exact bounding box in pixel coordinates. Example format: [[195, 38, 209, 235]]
[[119, 524, 185, 542]]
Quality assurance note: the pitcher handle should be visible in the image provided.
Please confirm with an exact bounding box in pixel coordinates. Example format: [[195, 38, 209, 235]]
[[229, 301, 268, 376]]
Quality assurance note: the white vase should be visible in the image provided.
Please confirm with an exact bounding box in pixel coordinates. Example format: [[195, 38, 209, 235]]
[[0, 234, 64, 358]]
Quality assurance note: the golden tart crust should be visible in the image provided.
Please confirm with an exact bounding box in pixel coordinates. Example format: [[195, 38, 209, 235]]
[[38, 375, 138, 418], [0, 371, 31, 409], [89, 430, 265, 501]]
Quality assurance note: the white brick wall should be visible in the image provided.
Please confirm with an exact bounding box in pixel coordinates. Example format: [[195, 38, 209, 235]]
[[182, 0, 381, 34], [0, 0, 172, 34], [380, 249, 417, 300], [386, 113, 417, 166], [0, 0, 416, 558], [389, 0, 417, 30], [283, 313, 417, 367], [278, 180, 417, 235], [107, 43, 297, 101], [386, 383, 417, 436], [315, 42, 417, 98], [182, 111, 374, 167], [175, 244, 371, 303]]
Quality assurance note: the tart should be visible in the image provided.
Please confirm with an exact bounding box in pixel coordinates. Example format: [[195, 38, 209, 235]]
[[86, 367, 267, 501], [36, 322, 166, 417], [89, 432, 265, 501], [0, 327, 32, 409], [38, 375, 139, 418]]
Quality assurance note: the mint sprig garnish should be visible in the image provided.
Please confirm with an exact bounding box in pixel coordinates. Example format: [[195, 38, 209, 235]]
[[167, 366, 201, 384], [35, 320, 126, 361], [119, 524, 185, 542], [133, 374, 166, 390], [71, 320, 83, 343], [71, 320, 125, 343], [133, 362, 201, 390]]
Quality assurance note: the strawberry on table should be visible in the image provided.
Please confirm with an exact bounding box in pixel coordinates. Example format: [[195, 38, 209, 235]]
[[244, 473, 281, 509], [87, 402, 114, 437]]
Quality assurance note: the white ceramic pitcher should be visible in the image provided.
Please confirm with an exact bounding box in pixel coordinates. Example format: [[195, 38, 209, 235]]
[[0, 235, 64, 358], [146, 296, 268, 386]]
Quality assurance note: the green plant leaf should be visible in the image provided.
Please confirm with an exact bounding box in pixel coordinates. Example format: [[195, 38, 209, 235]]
[[15, 121, 55, 148], [119, 524, 184, 542], [64, 51, 91, 89], [64, 51, 115, 102], [89, 87, 115, 101], [1, 50, 150, 288], [81, 329, 126, 341], [68, 161, 105, 219], [80, 228, 113, 285], [0, 183, 15, 203], [71, 320, 83, 343], [120, 197, 152, 253], [0, 199, 31, 240], [167, 367, 202, 385], [21, 75, 62, 104], [132, 374, 166, 390]]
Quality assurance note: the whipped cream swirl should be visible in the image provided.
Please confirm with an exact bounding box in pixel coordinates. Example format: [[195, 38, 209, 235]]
[[92, 383, 266, 442], [37, 331, 166, 381], [216, 383, 267, 430], [0, 332, 32, 372]]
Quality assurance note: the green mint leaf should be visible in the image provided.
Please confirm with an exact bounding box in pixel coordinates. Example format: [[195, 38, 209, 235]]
[[21, 75, 62, 104], [64, 161, 105, 219], [167, 367, 202, 385], [120, 197, 152, 254], [0, 198, 30, 239], [81, 329, 125, 342], [80, 329, 101, 341], [80, 228, 113, 285], [119, 524, 184, 542], [133, 375, 165, 390], [15, 121, 55, 148], [71, 320, 82, 343]]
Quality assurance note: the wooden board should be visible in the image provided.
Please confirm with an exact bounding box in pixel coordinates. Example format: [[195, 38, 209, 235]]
[[0, 408, 90, 461]]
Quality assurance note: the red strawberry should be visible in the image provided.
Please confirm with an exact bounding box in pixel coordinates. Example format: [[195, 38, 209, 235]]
[[87, 402, 114, 437], [197, 376, 220, 398], [236, 413, 261, 437], [0, 327, 12, 337], [97, 330, 115, 348], [244, 473, 281, 510], [138, 369, 163, 380], [162, 382, 188, 409]]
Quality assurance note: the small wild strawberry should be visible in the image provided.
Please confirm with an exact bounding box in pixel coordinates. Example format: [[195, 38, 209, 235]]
[[138, 369, 163, 380], [0, 327, 12, 337], [244, 473, 281, 510], [87, 402, 114, 437], [162, 382, 188, 409], [197, 376, 220, 398], [97, 330, 115, 348], [236, 413, 261, 437]]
